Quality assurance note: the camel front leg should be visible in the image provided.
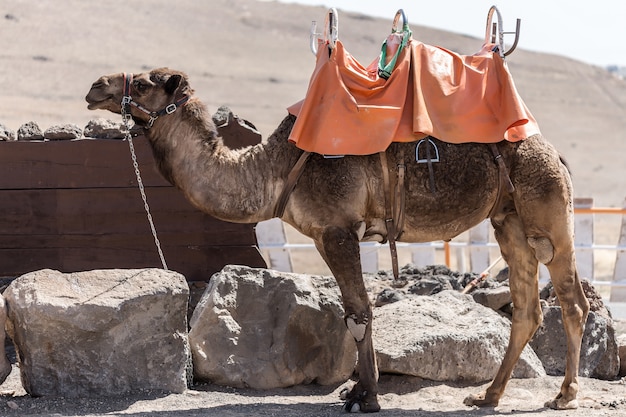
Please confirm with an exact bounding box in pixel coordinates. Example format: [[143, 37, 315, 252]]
[[465, 214, 543, 407], [316, 226, 380, 413], [0, 294, 11, 384]]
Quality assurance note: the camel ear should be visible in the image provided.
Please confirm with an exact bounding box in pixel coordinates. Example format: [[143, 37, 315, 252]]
[[164, 74, 183, 95]]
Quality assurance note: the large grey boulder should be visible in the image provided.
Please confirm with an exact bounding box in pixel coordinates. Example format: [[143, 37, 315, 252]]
[[618, 334, 626, 377], [0, 294, 11, 384], [4, 269, 190, 397], [530, 306, 620, 379], [373, 291, 546, 382], [189, 265, 356, 389], [532, 279, 620, 379]]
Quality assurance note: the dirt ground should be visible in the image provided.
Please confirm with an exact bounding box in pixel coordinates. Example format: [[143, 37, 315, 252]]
[[2, 364, 626, 416]]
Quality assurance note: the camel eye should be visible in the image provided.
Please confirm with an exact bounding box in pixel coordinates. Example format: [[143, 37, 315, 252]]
[[133, 80, 149, 93]]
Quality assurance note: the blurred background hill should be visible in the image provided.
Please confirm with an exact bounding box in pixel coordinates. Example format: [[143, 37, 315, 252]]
[[1, 0, 625, 207]]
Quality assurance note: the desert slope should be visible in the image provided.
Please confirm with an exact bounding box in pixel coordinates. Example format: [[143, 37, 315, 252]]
[[1, 0, 625, 205]]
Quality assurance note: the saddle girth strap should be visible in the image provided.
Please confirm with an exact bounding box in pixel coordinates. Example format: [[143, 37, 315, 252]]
[[273, 151, 312, 218], [394, 148, 406, 236], [487, 143, 515, 219], [379, 151, 407, 286], [425, 139, 437, 195]]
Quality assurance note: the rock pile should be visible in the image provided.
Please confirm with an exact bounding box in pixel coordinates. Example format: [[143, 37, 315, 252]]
[[0, 262, 623, 398], [0, 106, 252, 142], [366, 264, 621, 380], [0, 119, 127, 141]]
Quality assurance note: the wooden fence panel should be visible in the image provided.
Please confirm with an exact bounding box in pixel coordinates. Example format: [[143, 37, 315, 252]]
[[0, 123, 266, 281]]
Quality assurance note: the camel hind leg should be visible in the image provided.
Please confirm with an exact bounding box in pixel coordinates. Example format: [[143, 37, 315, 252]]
[[520, 175, 589, 409], [466, 182, 589, 410], [538, 226, 589, 409], [465, 209, 543, 407]]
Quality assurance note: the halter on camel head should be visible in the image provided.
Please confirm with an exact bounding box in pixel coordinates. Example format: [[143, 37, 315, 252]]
[[121, 72, 190, 129]]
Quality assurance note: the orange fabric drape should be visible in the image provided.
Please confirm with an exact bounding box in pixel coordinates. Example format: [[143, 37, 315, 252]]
[[288, 39, 414, 156], [288, 39, 540, 156], [410, 41, 539, 143]]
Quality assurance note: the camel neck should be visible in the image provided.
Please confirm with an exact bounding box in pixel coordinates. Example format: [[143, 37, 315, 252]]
[[143, 101, 280, 223]]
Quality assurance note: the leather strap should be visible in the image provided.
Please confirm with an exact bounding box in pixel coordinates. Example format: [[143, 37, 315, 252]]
[[489, 143, 515, 193], [273, 151, 311, 218], [380, 151, 406, 286], [394, 148, 406, 235], [487, 143, 515, 219], [425, 139, 437, 194]]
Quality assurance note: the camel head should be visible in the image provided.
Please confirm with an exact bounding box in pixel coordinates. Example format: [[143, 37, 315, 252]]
[[85, 68, 193, 127]]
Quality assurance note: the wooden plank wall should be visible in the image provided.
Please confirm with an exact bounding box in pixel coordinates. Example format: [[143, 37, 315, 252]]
[[0, 117, 267, 281]]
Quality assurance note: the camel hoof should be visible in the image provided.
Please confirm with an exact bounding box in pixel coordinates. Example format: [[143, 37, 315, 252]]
[[343, 400, 360, 413], [339, 387, 349, 401], [463, 392, 498, 408], [339, 387, 381, 413], [545, 397, 579, 410], [342, 398, 380, 413]]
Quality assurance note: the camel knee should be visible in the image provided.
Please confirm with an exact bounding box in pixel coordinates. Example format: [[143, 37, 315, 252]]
[[527, 236, 554, 265], [561, 301, 589, 329], [345, 312, 370, 342]]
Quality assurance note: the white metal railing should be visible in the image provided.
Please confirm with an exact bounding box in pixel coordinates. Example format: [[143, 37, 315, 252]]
[[256, 198, 626, 302]]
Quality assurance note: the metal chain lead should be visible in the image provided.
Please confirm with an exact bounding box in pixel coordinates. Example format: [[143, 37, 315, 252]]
[[121, 105, 168, 270]]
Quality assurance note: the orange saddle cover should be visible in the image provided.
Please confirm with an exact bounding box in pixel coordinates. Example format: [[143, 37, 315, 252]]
[[288, 39, 540, 156], [288, 39, 414, 156], [410, 41, 539, 144]]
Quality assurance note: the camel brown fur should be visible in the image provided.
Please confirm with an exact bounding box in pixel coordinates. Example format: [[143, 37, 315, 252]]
[[85, 68, 590, 412]]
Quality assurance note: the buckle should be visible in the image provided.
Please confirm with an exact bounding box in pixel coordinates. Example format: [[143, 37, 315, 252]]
[[165, 103, 177, 114]]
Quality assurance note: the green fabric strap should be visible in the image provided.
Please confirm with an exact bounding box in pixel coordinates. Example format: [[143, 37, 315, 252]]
[[378, 25, 412, 79]]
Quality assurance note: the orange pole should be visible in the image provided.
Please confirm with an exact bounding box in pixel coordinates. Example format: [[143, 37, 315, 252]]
[[444, 241, 451, 267], [574, 207, 626, 215]]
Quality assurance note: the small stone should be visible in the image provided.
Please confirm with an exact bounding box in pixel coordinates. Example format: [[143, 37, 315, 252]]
[[44, 124, 82, 140], [0, 124, 15, 141], [83, 118, 127, 139], [17, 121, 44, 141], [375, 288, 405, 307]]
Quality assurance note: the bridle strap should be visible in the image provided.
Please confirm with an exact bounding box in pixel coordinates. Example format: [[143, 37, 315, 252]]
[[121, 72, 189, 128]]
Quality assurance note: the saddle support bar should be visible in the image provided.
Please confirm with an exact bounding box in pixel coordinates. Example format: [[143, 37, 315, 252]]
[[485, 5, 521, 58], [392, 9, 408, 33], [310, 7, 339, 55]]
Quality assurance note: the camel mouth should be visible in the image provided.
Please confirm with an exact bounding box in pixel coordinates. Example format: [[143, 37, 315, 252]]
[[85, 94, 113, 110]]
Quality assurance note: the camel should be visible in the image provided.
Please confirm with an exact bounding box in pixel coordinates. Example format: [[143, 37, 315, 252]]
[[85, 67, 590, 413]]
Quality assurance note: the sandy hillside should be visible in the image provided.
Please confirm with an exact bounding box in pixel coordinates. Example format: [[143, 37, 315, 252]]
[[1, 1, 626, 416], [1, 0, 625, 206]]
